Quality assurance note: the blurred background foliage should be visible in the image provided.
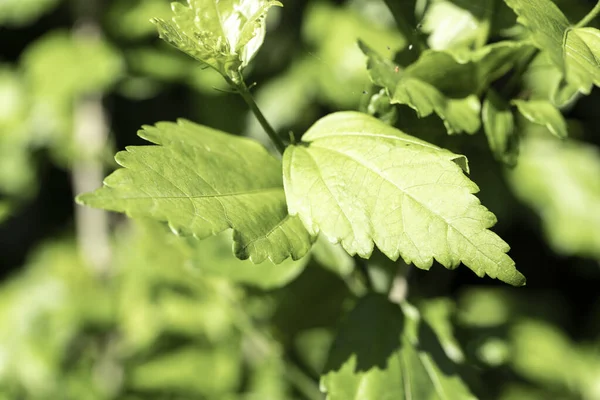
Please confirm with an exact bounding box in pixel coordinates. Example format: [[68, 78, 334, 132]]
[[1, 0, 600, 399]]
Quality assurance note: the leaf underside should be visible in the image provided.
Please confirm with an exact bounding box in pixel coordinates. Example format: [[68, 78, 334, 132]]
[[77, 119, 313, 264], [283, 112, 525, 286]]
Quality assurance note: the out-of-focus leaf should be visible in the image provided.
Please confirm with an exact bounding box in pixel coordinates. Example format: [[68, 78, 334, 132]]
[[283, 112, 525, 285], [107, 0, 172, 40], [0, 0, 60, 26], [521, 52, 580, 104], [504, 0, 600, 98], [419, 298, 465, 363], [508, 135, 600, 259], [129, 346, 242, 396], [0, 240, 112, 398], [294, 328, 334, 376], [311, 235, 355, 278], [510, 321, 600, 400], [78, 119, 314, 264], [482, 89, 518, 165], [0, 202, 11, 223], [302, 2, 405, 108], [21, 31, 123, 163], [152, 0, 282, 83], [115, 220, 239, 351], [512, 99, 568, 138], [245, 56, 320, 146], [191, 231, 309, 289], [422, 0, 492, 50], [321, 294, 476, 399], [0, 66, 37, 198], [244, 353, 290, 400]]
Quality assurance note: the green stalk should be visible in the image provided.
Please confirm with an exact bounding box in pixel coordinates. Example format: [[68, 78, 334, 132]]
[[576, 1, 600, 28], [233, 77, 286, 154]]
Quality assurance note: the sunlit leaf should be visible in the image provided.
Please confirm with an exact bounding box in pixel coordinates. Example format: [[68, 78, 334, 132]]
[[151, 0, 282, 83], [283, 111, 525, 285], [78, 119, 314, 264], [512, 99, 568, 138], [482, 90, 518, 165], [505, 0, 600, 97], [321, 294, 476, 400], [508, 135, 600, 259]]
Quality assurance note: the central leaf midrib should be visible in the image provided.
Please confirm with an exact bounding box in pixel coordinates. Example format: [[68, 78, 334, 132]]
[[312, 144, 501, 269], [106, 187, 283, 200]]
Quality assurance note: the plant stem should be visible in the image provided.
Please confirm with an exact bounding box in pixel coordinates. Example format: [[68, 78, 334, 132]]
[[382, 0, 425, 57], [576, 1, 600, 28], [356, 258, 375, 292], [234, 78, 286, 154], [286, 363, 324, 400]]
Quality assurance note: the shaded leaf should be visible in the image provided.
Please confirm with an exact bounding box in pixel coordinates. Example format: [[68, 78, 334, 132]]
[[512, 99, 568, 138], [78, 119, 314, 264], [283, 111, 525, 285], [321, 294, 476, 400], [483, 90, 518, 165], [152, 0, 282, 83]]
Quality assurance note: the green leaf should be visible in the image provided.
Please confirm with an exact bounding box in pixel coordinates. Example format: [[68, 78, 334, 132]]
[[504, 0, 600, 96], [512, 99, 568, 138], [78, 119, 314, 264], [482, 90, 518, 165], [0, 0, 59, 26], [283, 111, 525, 286], [311, 235, 355, 278], [321, 294, 476, 400], [360, 41, 526, 134], [508, 135, 600, 259], [151, 0, 282, 83], [422, 0, 493, 50], [191, 231, 309, 289]]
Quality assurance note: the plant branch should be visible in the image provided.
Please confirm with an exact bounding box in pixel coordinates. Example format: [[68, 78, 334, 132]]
[[576, 1, 600, 28], [72, 14, 112, 279], [233, 77, 286, 154]]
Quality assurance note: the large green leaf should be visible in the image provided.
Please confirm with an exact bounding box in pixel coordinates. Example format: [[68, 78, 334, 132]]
[[483, 90, 518, 165], [321, 294, 476, 400], [78, 119, 313, 264], [508, 135, 600, 259], [283, 112, 525, 286], [152, 0, 282, 83], [512, 99, 568, 138], [504, 0, 600, 96]]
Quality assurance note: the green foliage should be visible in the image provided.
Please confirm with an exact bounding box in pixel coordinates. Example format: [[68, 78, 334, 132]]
[[77, 119, 313, 264], [504, 0, 600, 101], [283, 112, 524, 285], [152, 0, 282, 84], [4, 0, 600, 398], [321, 295, 476, 399], [483, 90, 518, 165]]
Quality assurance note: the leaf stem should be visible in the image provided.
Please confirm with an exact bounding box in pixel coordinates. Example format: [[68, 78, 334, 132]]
[[233, 77, 286, 154], [576, 1, 600, 28]]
